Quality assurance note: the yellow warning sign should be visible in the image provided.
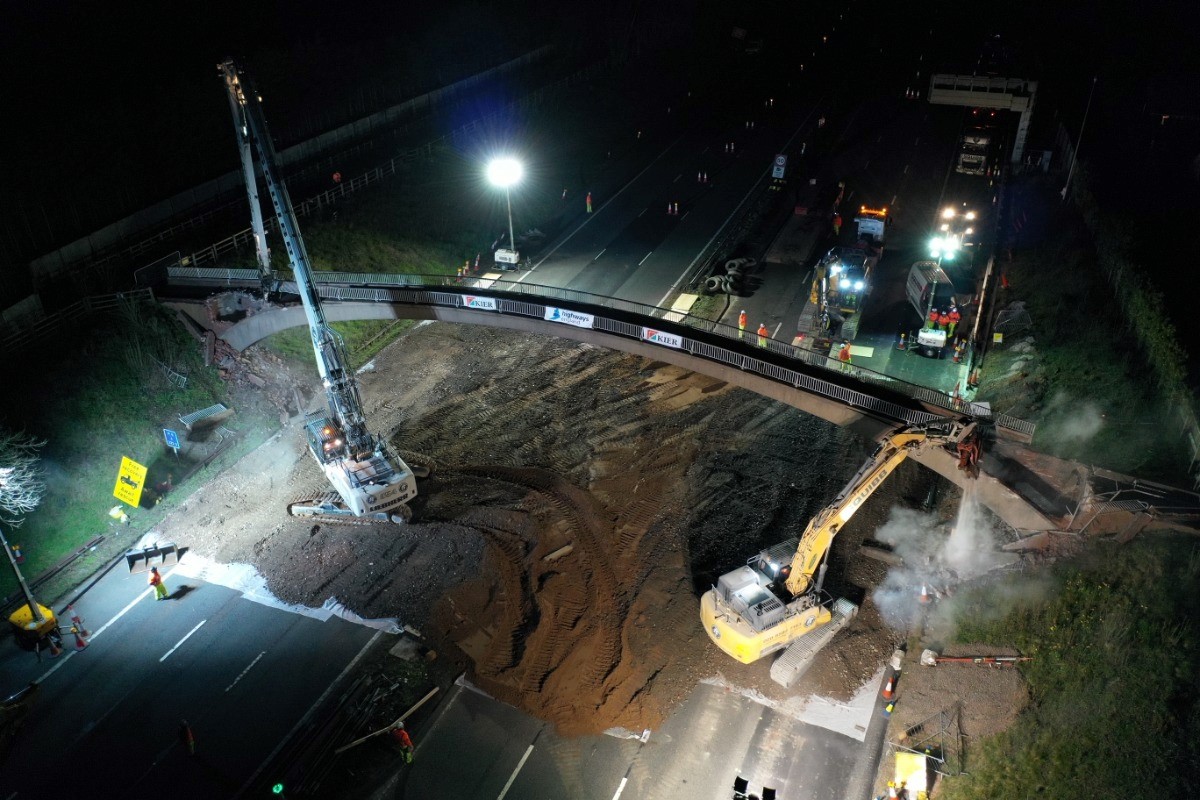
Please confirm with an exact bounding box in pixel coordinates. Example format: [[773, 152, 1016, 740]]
[[113, 456, 148, 508]]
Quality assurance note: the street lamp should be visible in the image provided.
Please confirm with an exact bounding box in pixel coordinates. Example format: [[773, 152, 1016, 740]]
[[487, 157, 523, 268]]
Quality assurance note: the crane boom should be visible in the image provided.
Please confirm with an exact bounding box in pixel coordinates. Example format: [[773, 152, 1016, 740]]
[[219, 60, 420, 523], [700, 420, 979, 665]]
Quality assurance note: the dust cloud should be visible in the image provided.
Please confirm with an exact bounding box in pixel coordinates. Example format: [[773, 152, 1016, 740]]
[[870, 484, 1008, 629], [1046, 392, 1104, 443]]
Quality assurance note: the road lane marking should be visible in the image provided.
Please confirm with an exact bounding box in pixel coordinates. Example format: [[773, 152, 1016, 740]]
[[639, 251, 653, 266], [673, 173, 681, 182], [225, 651, 267, 692], [655, 100, 826, 311], [772, 322, 783, 338], [680, 211, 690, 221], [891, 194, 898, 206], [237, 630, 382, 799], [611, 776, 629, 800], [914, 137, 920, 145], [516, 133, 685, 283], [903, 164, 909, 174], [496, 744, 535, 800], [160, 619, 206, 662], [638, 208, 646, 217], [594, 248, 607, 261], [35, 565, 185, 684]]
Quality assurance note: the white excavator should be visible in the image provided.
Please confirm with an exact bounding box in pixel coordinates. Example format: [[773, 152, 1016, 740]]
[[219, 60, 425, 524], [700, 420, 981, 686]]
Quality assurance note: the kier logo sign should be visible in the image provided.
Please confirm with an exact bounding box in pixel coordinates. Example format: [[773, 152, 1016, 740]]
[[463, 296, 498, 311], [641, 327, 683, 349]]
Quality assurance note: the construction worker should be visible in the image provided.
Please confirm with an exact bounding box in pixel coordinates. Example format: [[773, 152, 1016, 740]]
[[927, 307, 940, 330], [832, 213, 842, 236], [837, 341, 853, 372], [757, 323, 769, 348], [149, 566, 168, 601], [390, 722, 415, 763], [947, 306, 961, 337], [937, 308, 951, 331], [586, 192, 593, 213], [738, 309, 747, 340], [179, 720, 196, 756]]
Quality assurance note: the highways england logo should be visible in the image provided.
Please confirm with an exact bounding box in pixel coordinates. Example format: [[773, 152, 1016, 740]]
[[544, 307, 595, 328]]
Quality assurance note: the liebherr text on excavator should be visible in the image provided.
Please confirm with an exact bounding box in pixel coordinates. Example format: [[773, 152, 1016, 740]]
[[700, 420, 980, 686], [219, 60, 425, 524]]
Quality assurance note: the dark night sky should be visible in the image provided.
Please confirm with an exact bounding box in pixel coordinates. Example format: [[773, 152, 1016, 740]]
[[0, 1, 1196, 282]]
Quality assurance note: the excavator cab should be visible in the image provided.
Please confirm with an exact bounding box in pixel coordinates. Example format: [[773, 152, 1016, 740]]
[[305, 417, 347, 464]]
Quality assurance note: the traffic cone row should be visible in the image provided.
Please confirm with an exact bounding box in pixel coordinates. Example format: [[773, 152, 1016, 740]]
[[72, 626, 89, 651], [666, 202, 680, 216], [696, 172, 709, 184], [47, 636, 63, 658], [952, 340, 965, 362]]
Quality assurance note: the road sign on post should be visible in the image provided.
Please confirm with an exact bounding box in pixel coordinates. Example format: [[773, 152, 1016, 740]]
[[113, 457, 148, 508], [163, 429, 180, 455], [772, 154, 788, 180]]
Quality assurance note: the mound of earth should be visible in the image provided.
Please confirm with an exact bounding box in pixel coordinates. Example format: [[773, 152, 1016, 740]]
[[171, 322, 945, 735]]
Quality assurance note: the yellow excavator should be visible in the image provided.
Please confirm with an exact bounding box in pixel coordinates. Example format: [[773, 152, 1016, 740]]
[[700, 420, 980, 685]]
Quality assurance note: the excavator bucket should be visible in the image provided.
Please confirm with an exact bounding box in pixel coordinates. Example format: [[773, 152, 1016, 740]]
[[124, 542, 180, 574]]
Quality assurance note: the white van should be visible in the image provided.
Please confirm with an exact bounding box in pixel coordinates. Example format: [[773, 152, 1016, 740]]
[[906, 261, 959, 321]]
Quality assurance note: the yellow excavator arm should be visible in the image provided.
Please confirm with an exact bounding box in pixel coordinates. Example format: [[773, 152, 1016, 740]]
[[700, 420, 978, 665], [783, 429, 933, 596]]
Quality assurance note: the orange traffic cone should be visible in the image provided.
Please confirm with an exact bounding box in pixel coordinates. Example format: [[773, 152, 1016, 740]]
[[67, 605, 91, 638], [667, 203, 673, 215], [887, 782, 899, 799], [72, 626, 89, 651], [47, 636, 63, 658], [897, 332, 906, 351], [919, 585, 931, 604], [882, 674, 895, 699]]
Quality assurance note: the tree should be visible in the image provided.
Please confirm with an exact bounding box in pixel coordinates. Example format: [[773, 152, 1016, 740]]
[[0, 428, 46, 527]]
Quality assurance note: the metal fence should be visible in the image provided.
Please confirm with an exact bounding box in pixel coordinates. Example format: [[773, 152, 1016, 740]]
[[0, 288, 155, 351], [164, 267, 1035, 435]]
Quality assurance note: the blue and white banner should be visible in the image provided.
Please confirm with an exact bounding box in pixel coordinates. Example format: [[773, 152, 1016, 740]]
[[544, 307, 595, 329]]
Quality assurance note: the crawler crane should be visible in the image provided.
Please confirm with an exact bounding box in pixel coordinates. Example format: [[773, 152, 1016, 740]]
[[700, 421, 980, 685], [220, 60, 424, 524]]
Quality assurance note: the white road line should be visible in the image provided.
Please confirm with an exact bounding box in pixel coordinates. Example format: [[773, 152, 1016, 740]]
[[611, 776, 629, 800], [638, 208, 646, 217], [160, 619, 206, 662], [594, 248, 607, 261], [225, 651, 267, 692], [673, 173, 682, 182], [515, 133, 685, 283], [35, 564, 185, 684], [639, 251, 653, 266], [655, 102, 825, 311], [891, 194, 898, 206], [680, 211, 690, 221], [772, 322, 783, 338], [903, 164, 909, 174], [237, 630, 382, 799], [496, 744, 535, 800], [914, 137, 921, 145]]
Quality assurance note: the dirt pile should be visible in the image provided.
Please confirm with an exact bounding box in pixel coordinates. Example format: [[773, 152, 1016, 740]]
[[172, 322, 944, 735]]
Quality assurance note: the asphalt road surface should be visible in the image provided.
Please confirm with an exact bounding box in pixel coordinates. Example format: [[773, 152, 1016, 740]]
[[389, 678, 878, 800], [0, 557, 378, 800]]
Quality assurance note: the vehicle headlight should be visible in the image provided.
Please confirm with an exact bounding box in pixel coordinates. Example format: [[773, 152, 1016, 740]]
[[854, 280, 864, 290], [840, 278, 850, 289], [830, 264, 842, 275]]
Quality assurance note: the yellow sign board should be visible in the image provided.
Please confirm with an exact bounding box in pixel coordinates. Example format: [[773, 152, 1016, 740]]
[[993, 332, 1004, 344], [113, 456, 148, 508]]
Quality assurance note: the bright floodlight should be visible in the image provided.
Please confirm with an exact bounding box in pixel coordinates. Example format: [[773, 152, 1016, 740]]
[[487, 158, 523, 188], [941, 207, 956, 219]]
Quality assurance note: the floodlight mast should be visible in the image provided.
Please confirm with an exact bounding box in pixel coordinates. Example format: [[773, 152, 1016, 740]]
[[218, 59, 420, 524]]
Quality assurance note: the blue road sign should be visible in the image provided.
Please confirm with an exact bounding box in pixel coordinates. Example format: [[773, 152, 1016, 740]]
[[163, 429, 181, 450]]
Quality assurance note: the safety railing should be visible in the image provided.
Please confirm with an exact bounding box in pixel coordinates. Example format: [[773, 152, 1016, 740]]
[[0, 288, 155, 351], [158, 266, 1036, 434]]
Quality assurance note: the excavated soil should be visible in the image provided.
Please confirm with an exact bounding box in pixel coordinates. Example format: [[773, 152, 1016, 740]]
[[170, 322, 951, 735]]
